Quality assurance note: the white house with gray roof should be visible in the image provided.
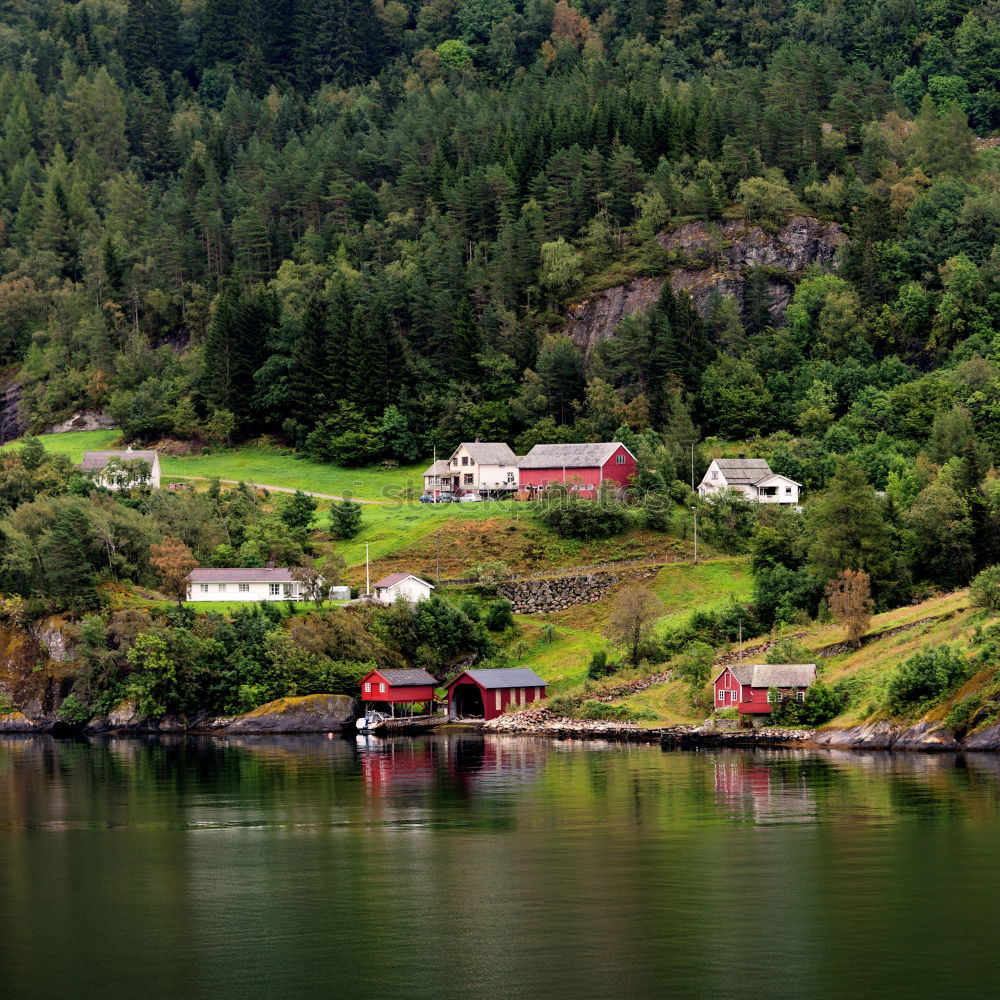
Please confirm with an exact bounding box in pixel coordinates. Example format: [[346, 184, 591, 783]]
[[186, 567, 314, 601], [82, 448, 161, 490], [441, 442, 520, 496], [698, 458, 800, 505]]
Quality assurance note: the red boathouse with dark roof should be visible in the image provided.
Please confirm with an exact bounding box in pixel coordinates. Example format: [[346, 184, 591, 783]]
[[360, 668, 439, 706], [445, 668, 547, 721]]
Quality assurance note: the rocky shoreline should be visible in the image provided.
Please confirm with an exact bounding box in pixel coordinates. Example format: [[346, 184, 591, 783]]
[[0, 693, 357, 736]]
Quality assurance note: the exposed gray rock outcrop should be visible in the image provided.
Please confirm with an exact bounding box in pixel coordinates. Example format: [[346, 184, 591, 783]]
[[226, 693, 356, 733], [564, 215, 845, 355], [42, 411, 117, 434]]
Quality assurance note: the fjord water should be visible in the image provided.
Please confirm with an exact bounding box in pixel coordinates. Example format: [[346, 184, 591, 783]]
[[1, 736, 998, 1000]]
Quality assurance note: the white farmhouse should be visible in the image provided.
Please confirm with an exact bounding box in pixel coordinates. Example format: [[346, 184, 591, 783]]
[[442, 442, 519, 496], [698, 458, 800, 505], [82, 449, 161, 490], [372, 573, 434, 604], [186, 567, 315, 601]]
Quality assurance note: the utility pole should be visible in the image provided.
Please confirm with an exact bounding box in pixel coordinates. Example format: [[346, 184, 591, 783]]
[[436, 530, 440, 584], [691, 505, 698, 564], [690, 441, 694, 491]]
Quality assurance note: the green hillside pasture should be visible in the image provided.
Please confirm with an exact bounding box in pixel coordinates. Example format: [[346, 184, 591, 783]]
[[515, 557, 752, 693], [12, 431, 430, 501]]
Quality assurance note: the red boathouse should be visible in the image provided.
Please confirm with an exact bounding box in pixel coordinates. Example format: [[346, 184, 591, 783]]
[[445, 668, 547, 721], [518, 442, 637, 499], [713, 664, 816, 719], [360, 668, 439, 711]]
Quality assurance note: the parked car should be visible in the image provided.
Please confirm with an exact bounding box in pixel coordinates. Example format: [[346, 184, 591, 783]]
[[436, 491, 459, 503], [459, 493, 483, 502], [419, 493, 435, 503]]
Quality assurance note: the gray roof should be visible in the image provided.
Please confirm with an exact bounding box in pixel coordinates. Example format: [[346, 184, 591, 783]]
[[716, 664, 816, 688], [449, 668, 547, 689], [373, 573, 433, 590], [373, 669, 439, 686], [712, 458, 773, 486], [457, 442, 518, 466], [423, 459, 451, 476], [518, 442, 629, 469], [82, 449, 158, 471], [189, 567, 296, 583]]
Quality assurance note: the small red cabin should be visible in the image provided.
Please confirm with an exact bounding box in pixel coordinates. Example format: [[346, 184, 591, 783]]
[[518, 442, 637, 499], [445, 668, 547, 721], [713, 664, 816, 717], [360, 668, 438, 708]]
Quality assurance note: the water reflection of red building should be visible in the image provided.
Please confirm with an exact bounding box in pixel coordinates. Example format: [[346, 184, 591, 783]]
[[357, 735, 545, 799], [357, 738, 436, 798], [713, 754, 817, 824]]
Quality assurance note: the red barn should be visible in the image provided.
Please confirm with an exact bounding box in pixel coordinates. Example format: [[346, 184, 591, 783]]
[[518, 442, 637, 499], [713, 664, 816, 720], [445, 668, 547, 721], [360, 668, 439, 710]]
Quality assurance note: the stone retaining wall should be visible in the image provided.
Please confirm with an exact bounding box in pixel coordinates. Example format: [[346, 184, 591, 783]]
[[496, 572, 618, 613]]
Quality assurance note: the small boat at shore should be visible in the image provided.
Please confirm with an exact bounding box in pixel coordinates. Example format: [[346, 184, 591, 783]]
[[356, 711, 389, 732]]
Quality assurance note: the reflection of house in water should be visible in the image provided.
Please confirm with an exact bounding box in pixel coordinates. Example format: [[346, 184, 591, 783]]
[[356, 737, 437, 799], [356, 734, 545, 800], [713, 753, 818, 824]]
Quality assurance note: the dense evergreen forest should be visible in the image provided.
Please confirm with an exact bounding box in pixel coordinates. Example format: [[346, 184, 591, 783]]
[[1, 2, 1000, 597]]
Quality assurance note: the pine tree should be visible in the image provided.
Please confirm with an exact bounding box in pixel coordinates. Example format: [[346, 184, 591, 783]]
[[289, 294, 330, 427]]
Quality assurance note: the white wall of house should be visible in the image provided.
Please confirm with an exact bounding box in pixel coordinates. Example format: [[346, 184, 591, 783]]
[[375, 578, 434, 603], [186, 580, 304, 602], [446, 444, 518, 493], [754, 474, 799, 505], [97, 456, 161, 490]]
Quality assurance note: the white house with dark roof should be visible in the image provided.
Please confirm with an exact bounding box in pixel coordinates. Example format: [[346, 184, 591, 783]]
[[186, 567, 313, 602], [82, 448, 161, 490], [372, 573, 434, 604], [440, 442, 519, 496], [698, 458, 800, 505]]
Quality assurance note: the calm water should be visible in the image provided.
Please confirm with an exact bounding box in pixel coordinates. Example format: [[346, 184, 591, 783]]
[[2, 735, 999, 1000]]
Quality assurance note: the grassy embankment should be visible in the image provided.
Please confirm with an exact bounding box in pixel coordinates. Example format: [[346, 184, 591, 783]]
[[603, 589, 994, 730]]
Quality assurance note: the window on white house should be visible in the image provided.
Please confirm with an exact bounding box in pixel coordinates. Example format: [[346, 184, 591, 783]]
[[238, 584, 249, 592], [461, 456, 468, 466], [452, 458, 458, 466], [785, 487, 792, 494], [219, 584, 226, 592], [469, 457, 475, 465], [269, 583, 280, 596], [616, 454, 625, 464], [200, 584, 209, 592], [506, 472, 515, 483], [464, 474, 474, 485], [711, 470, 718, 480]]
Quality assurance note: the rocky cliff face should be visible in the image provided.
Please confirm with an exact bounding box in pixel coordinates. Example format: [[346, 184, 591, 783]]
[[0, 374, 26, 444], [564, 215, 846, 356]]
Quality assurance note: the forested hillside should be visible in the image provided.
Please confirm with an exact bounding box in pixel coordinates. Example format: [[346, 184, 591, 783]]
[[1, 2, 1000, 588]]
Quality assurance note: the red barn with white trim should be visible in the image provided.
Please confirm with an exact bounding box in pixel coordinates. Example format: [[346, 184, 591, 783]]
[[518, 442, 637, 499], [360, 668, 438, 707], [445, 668, 547, 721], [713, 664, 817, 718]]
